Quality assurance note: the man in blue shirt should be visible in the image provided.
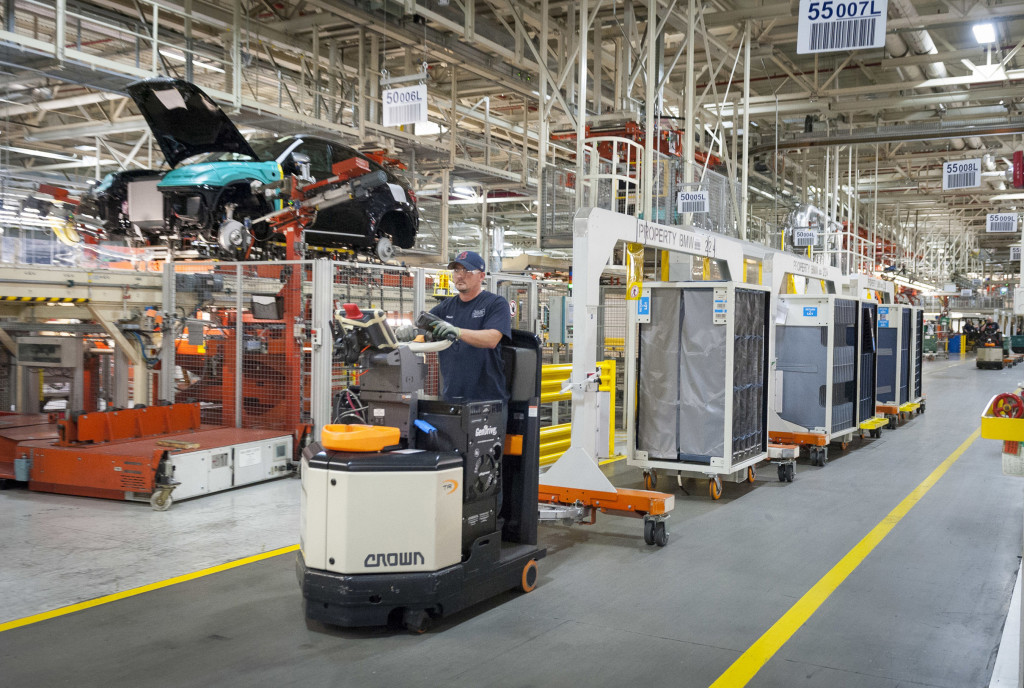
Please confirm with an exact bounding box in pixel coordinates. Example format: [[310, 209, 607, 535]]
[[429, 250, 511, 403]]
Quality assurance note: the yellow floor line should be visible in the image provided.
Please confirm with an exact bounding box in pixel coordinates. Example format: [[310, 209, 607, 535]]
[[0, 543, 300, 634], [709, 427, 981, 688]]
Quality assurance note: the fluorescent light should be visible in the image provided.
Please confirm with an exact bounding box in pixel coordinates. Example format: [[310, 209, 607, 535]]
[[159, 49, 225, 74], [973, 23, 996, 44], [0, 145, 78, 162]]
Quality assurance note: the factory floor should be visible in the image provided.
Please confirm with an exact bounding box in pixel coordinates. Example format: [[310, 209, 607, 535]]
[[1, 354, 1021, 688]]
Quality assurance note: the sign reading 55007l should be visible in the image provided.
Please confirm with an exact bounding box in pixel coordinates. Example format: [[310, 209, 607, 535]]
[[806, 1, 881, 20], [797, 0, 887, 54]]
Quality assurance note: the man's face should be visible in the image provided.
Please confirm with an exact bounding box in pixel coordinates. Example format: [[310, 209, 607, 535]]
[[452, 264, 485, 296]]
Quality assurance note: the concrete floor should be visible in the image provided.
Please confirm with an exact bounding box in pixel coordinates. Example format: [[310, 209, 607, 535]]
[[1, 354, 1022, 688]]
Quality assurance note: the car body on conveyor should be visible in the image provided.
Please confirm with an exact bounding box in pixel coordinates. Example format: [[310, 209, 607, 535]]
[[122, 77, 418, 260]]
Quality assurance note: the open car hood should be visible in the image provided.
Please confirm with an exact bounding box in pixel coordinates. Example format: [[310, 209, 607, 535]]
[[126, 78, 257, 168]]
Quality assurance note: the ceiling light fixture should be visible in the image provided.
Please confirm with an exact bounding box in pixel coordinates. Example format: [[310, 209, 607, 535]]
[[972, 23, 997, 45], [0, 145, 78, 162]]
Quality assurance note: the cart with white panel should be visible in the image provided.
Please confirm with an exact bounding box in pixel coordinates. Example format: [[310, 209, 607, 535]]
[[769, 294, 863, 466], [628, 281, 771, 500]]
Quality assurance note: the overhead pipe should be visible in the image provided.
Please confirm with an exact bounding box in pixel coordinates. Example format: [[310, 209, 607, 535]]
[[887, 0, 981, 150]]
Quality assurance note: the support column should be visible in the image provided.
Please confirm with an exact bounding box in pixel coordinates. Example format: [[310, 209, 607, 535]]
[[440, 168, 450, 260], [642, 0, 655, 220], [740, 21, 750, 240], [575, 0, 588, 208]]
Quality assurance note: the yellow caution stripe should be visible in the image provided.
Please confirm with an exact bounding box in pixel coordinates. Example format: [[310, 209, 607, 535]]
[[1, 296, 89, 303], [0, 543, 300, 633]]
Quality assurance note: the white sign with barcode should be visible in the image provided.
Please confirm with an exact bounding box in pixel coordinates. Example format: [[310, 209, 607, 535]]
[[794, 229, 817, 247], [382, 84, 427, 127], [797, 0, 887, 54], [942, 159, 981, 190], [1011, 246, 1021, 262], [986, 213, 1018, 233], [677, 190, 709, 214]]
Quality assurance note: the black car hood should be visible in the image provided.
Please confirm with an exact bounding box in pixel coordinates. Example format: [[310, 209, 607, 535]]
[[126, 78, 258, 168]]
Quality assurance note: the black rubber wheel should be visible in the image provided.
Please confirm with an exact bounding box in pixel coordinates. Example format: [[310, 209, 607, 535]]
[[654, 521, 669, 547], [402, 609, 431, 634], [778, 465, 786, 482], [819, 448, 828, 466], [643, 519, 656, 546], [786, 464, 795, 482]]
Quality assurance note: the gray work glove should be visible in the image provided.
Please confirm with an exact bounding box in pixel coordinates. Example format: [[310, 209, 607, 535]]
[[393, 325, 417, 342], [432, 321, 461, 341]]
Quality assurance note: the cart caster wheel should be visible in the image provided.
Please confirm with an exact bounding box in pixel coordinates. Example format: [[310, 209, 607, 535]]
[[708, 476, 722, 500], [746, 465, 756, 483], [778, 465, 786, 482], [786, 464, 795, 482], [520, 559, 539, 592], [654, 521, 669, 547], [0, 478, 8, 490], [643, 518, 656, 546], [150, 491, 173, 511], [818, 448, 828, 466], [402, 608, 431, 634], [643, 470, 657, 491]]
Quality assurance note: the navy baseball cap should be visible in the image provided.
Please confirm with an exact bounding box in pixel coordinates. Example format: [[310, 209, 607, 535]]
[[448, 250, 486, 273]]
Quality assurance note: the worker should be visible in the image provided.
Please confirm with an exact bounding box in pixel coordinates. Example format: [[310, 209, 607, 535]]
[[982, 318, 1001, 337], [963, 320, 976, 335], [429, 250, 511, 403]]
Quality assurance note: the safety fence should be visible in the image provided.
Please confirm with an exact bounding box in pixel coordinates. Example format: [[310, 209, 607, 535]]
[[538, 360, 617, 467], [153, 259, 581, 439]]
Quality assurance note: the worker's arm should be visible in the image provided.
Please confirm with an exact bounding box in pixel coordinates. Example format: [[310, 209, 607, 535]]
[[458, 327, 503, 349]]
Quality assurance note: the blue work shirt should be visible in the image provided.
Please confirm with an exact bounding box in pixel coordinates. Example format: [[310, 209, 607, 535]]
[[430, 290, 511, 403]]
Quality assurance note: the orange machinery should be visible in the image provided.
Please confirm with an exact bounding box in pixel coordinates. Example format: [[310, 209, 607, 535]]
[[8, 403, 293, 509], [551, 122, 722, 166]]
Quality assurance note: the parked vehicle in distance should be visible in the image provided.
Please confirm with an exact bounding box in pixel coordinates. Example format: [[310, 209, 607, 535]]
[[124, 77, 418, 260]]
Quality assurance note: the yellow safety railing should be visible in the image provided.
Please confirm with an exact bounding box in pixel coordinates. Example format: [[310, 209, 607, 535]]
[[539, 359, 617, 466]]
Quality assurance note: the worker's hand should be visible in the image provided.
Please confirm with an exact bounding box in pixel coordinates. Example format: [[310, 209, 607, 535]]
[[432, 321, 461, 341], [393, 325, 417, 342]]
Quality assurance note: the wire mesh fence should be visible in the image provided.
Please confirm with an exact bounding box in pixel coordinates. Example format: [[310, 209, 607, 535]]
[[162, 260, 310, 435]]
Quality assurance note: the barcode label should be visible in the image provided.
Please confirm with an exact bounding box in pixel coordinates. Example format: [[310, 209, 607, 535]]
[[809, 17, 876, 51], [945, 171, 978, 189], [676, 190, 709, 214], [943, 159, 981, 190], [382, 84, 427, 127], [797, 0, 887, 54], [987, 213, 1019, 233]]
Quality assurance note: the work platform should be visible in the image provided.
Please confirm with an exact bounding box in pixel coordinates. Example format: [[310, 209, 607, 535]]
[[0, 359, 1018, 688]]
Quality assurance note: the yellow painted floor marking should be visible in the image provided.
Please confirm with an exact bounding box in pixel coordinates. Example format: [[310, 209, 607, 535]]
[[710, 427, 981, 687], [0, 543, 300, 634]]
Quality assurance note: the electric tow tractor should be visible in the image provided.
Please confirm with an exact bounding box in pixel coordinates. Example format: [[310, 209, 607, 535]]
[[297, 305, 545, 633], [977, 330, 1005, 370]]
